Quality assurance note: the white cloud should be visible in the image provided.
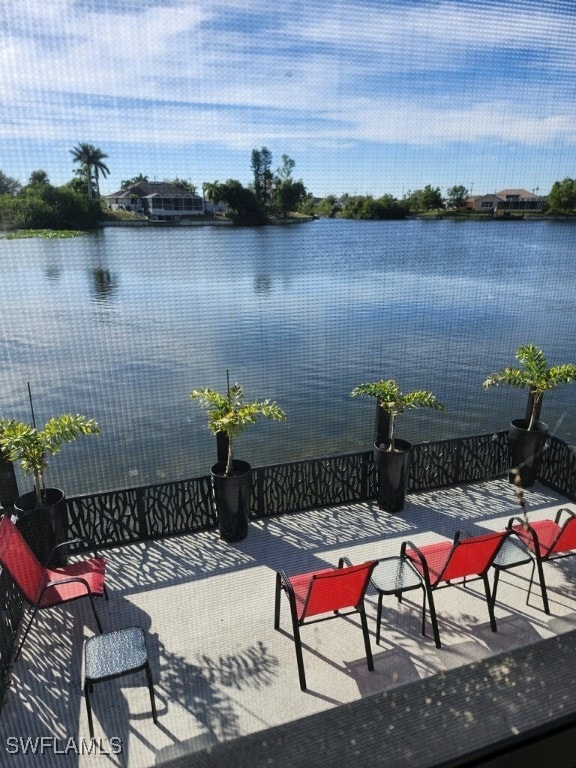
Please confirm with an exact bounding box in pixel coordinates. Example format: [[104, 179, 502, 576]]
[[2, 0, 576, 190]]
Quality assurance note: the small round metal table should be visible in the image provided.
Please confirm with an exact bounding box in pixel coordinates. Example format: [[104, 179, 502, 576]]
[[371, 556, 425, 644]]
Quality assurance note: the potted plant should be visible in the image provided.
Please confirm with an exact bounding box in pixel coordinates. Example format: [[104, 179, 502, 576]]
[[483, 344, 576, 487], [351, 379, 444, 512], [190, 381, 286, 542], [0, 414, 100, 565]]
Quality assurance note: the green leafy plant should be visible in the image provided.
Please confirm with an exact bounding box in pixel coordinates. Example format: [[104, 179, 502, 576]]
[[0, 414, 101, 506], [350, 379, 444, 450], [190, 382, 286, 476], [483, 344, 576, 430]]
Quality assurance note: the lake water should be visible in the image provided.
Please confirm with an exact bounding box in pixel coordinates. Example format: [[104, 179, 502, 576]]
[[0, 218, 575, 496]]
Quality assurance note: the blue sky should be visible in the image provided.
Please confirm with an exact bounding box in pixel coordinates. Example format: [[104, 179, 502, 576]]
[[2, 0, 576, 198]]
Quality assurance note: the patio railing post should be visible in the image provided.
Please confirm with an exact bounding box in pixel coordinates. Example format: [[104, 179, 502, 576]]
[[136, 487, 149, 539]]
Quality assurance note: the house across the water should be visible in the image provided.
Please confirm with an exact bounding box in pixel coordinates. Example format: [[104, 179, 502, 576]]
[[466, 188, 546, 213], [105, 180, 205, 221]]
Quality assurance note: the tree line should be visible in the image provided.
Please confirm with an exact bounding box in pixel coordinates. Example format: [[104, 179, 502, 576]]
[[0, 143, 109, 230], [1, 139, 576, 230]]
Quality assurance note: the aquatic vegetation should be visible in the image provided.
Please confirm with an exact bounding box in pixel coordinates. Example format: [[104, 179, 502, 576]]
[[1, 229, 87, 239]]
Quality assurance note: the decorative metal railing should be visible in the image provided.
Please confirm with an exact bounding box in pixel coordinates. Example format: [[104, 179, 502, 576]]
[[64, 431, 510, 548], [537, 435, 576, 502], [1, 429, 574, 707]]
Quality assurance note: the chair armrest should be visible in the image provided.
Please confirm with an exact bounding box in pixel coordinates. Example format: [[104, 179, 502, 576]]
[[401, 540, 431, 584], [338, 556, 353, 568], [45, 575, 92, 591], [555, 507, 576, 525], [277, 569, 297, 609], [35, 575, 94, 605], [507, 515, 532, 531], [507, 516, 539, 551]]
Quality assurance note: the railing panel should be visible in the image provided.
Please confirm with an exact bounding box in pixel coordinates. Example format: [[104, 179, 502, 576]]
[[0, 567, 23, 707], [410, 432, 508, 491], [252, 452, 373, 518], [142, 476, 215, 537], [537, 436, 576, 501], [67, 478, 216, 547], [65, 434, 511, 547], [66, 488, 142, 547]]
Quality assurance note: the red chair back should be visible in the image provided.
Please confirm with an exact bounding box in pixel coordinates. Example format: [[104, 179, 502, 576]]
[[301, 562, 375, 620], [551, 516, 576, 555], [0, 516, 48, 604], [440, 531, 507, 582]]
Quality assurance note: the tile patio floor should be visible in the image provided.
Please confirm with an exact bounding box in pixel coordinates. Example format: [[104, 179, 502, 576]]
[[1, 479, 576, 767]]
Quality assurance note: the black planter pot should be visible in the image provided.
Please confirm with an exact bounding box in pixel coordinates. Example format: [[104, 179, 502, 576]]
[[508, 419, 549, 488], [211, 460, 251, 542], [14, 488, 67, 567], [373, 438, 412, 513]]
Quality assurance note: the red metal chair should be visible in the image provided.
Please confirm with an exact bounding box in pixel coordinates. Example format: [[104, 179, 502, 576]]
[[0, 515, 107, 660], [496, 508, 576, 614], [274, 558, 377, 691], [402, 530, 509, 648]]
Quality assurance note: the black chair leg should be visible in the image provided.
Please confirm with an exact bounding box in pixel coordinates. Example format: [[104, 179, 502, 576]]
[[424, 586, 441, 648], [87, 594, 103, 633], [376, 592, 383, 645], [274, 572, 282, 630], [360, 608, 374, 672], [529, 558, 550, 614], [483, 574, 497, 633], [144, 662, 158, 724], [420, 588, 427, 637], [84, 680, 95, 739], [292, 623, 307, 691], [14, 607, 39, 661], [491, 568, 501, 609]]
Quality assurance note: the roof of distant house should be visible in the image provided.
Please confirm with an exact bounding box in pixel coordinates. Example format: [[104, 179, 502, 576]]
[[106, 180, 202, 199], [496, 188, 544, 200]]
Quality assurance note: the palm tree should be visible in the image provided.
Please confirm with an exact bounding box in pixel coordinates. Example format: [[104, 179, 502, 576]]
[[70, 143, 110, 199], [121, 173, 148, 190], [0, 414, 100, 506], [483, 344, 576, 429], [202, 181, 221, 209], [190, 382, 286, 476], [350, 379, 444, 450]]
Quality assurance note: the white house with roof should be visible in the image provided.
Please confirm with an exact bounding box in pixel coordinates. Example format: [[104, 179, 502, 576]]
[[106, 181, 205, 219], [467, 188, 546, 213]]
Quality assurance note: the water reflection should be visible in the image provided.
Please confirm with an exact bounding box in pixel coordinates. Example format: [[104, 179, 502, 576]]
[[45, 263, 61, 281], [91, 267, 118, 302], [254, 273, 272, 294]]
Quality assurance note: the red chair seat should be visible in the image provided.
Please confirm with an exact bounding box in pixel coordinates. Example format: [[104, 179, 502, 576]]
[[41, 559, 107, 607]]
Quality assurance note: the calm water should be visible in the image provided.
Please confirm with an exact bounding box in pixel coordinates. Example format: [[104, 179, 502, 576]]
[[0, 218, 575, 496]]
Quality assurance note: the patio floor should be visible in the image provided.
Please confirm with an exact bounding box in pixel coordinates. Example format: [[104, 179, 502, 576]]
[[1, 479, 576, 767]]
